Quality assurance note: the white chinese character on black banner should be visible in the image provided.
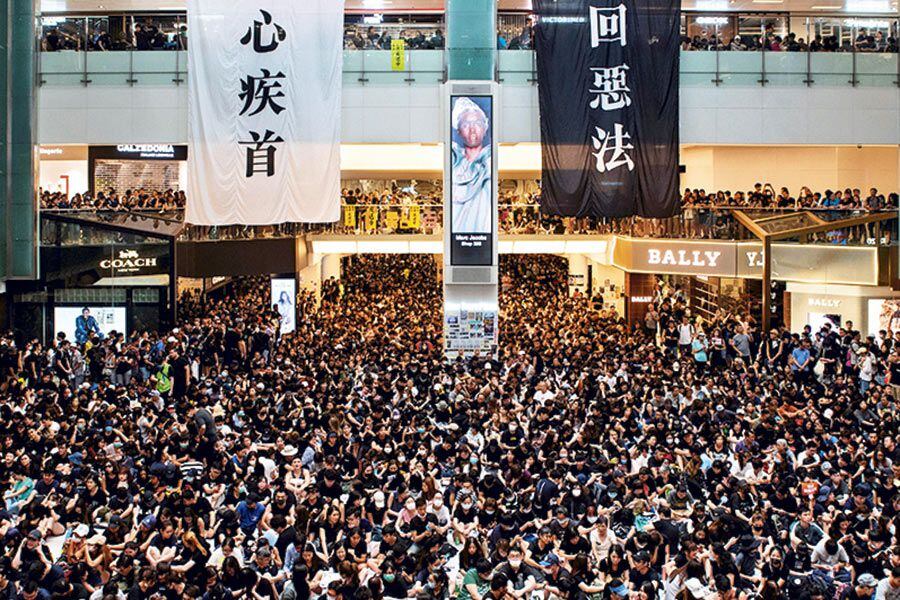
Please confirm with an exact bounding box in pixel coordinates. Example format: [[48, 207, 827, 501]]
[[591, 124, 634, 172], [589, 4, 627, 47], [589, 64, 631, 111]]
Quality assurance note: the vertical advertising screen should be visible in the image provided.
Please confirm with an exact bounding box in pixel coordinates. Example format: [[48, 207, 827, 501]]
[[271, 278, 297, 335], [450, 95, 493, 266]]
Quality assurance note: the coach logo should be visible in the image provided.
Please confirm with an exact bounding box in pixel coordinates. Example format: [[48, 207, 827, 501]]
[[745, 251, 765, 267], [808, 298, 841, 308], [647, 249, 721, 268], [100, 250, 158, 274]]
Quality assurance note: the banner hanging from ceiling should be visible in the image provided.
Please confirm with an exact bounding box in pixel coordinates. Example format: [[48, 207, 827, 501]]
[[186, 0, 343, 225], [534, 0, 680, 218]]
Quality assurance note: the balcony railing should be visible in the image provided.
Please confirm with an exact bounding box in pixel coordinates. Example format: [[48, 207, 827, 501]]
[[37, 11, 900, 89], [40, 205, 898, 246]]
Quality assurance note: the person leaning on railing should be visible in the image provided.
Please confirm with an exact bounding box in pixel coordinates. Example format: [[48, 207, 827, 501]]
[[39, 188, 186, 212], [681, 30, 898, 53]]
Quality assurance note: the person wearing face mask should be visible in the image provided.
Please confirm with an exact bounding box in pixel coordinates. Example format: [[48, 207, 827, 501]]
[[452, 495, 479, 543], [493, 545, 538, 598], [379, 562, 408, 598], [428, 494, 451, 536]]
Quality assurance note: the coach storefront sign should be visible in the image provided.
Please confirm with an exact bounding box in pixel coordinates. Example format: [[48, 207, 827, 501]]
[[613, 238, 739, 277], [100, 249, 161, 276]]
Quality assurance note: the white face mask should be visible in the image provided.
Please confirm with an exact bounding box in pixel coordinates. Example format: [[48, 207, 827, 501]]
[[509, 559, 522, 569], [572, 489, 582, 497], [433, 500, 443, 509]]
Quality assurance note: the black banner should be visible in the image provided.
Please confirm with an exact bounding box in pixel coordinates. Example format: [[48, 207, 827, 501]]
[[534, 0, 680, 218]]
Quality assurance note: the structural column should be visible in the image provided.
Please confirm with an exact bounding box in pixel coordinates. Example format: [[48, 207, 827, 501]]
[[1, 0, 39, 280], [320, 253, 342, 289], [567, 254, 589, 297], [447, 0, 496, 80], [443, 0, 499, 360]]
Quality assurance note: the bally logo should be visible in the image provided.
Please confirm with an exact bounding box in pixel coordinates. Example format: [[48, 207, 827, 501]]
[[100, 250, 158, 274], [808, 298, 841, 308], [647, 249, 721, 268]]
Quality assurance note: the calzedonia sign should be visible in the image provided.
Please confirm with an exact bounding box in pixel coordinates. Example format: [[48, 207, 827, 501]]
[[89, 145, 188, 161], [116, 144, 177, 159]]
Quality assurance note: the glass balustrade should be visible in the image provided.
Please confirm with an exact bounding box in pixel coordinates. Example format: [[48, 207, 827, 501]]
[[38, 12, 899, 88]]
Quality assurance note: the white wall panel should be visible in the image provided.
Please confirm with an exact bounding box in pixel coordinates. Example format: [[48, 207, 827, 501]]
[[39, 83, 900, 147]]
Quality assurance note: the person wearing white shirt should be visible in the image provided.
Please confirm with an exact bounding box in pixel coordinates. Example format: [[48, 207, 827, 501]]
[[588, 516, 618, 562], [533, 380, 555, 405]]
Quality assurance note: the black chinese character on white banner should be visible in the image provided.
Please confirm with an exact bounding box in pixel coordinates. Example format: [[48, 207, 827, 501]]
[[240, 10, 286, 53], [239, 129, 284, 177], [239, 69, 287, 116]]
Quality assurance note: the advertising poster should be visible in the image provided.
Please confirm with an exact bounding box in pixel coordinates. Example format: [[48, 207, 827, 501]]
[[445, 308, 498, 357], [868, 299, 900, 336], [271, 278, 297, 335], [54, 306, 127, 344], [450, 95, 493, 266]]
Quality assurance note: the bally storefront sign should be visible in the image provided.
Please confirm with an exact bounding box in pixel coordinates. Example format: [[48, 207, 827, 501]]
[[614, 239, 740, 277], [614, 238, 880, 286]]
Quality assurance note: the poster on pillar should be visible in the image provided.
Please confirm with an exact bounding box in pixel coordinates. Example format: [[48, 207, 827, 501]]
[[449, 96, 494, 266], [533, 0, 680, 218], [445, 308, 498, 358], [270, 277, 296, 334], [186, 0, 344, 225]]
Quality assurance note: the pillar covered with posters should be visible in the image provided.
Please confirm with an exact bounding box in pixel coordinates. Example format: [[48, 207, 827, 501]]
[[442, 0, 499, 360]]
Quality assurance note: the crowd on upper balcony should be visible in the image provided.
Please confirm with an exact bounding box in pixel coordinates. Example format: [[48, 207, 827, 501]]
[[41, 17, 187, 52], [682, 185, 899, 211], [682, 28, 899, 52], [40, 189, 186, 212], [39, 184, 897, 216], [343, 26, 445, 51]]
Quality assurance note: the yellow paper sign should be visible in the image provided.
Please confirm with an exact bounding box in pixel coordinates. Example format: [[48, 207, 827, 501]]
[[342, 206, 356, 228], [391, 39, 406, 71]]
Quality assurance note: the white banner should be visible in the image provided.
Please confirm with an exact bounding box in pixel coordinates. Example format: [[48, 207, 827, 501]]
[[186, 0, 343, 225]]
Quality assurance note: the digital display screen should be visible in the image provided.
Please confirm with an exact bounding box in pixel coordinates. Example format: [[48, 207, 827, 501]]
[[450, 95, 493, 266], [271, 278, 297, 335], [54, 306, 127, 344]]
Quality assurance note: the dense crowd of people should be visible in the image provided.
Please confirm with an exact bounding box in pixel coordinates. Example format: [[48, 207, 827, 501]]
[[1, 253, 899, 600], [40, 183, 897, 246], [681, 29, 898, 52], [681, 186, 898, 211], [41, 18, 187, 52], [40, 189, 186, 212]]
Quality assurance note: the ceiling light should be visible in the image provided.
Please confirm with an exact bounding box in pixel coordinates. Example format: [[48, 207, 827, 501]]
[[810, 4, 843, 8]]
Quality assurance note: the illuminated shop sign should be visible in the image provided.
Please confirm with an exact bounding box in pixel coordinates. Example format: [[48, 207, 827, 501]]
[[100, 250, 159, 275], [116, 144, 177, 159]]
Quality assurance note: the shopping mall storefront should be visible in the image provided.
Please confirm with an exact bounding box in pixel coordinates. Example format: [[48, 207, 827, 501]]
[[9, 212, 179, 343], [610, 237, 896, 331]]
